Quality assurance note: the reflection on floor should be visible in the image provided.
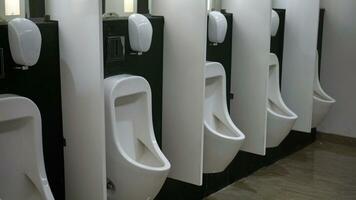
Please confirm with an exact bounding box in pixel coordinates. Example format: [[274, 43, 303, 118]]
[[206, 133, 356, 200]]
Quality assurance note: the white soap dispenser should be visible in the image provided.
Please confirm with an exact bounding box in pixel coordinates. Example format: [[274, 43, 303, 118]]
[[8, 18, 42, 70], [128, 14, 153, 55], [271, 10, 280, 37], [208, 11, 228, 45]]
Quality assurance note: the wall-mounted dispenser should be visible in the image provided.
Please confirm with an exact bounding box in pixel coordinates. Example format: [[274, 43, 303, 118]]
[[271, 10, 280, 37], [208, 11, 227, 45], [8, 18, 42, 70], [128, 13, 152, 55]]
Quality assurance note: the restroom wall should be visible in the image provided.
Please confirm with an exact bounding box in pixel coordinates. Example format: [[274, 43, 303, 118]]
[[317, 0, 356, 138], [45, 0, 107, 199], [0, 21, 65, 199], [151, 0, 207, 185], [221, 0, 271, 155]]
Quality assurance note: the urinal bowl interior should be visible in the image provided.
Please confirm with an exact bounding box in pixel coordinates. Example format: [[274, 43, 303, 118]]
[[0, 118, 44, 200], [113, 92, 164, 168], [203, 62, 245, 174], [105, 75, 170, 200]]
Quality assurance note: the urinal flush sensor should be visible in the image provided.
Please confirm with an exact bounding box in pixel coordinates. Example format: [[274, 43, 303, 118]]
[[8, 18, 42, 70]]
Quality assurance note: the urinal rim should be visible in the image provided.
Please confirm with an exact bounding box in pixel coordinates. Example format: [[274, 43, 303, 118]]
[[267, 107, 298, 120], [313, 95, 336, 104], [313, 87, 336, 104], [105, 75, 171, 172], [313, 78, 336, 104], [204, 120, 245, 141]]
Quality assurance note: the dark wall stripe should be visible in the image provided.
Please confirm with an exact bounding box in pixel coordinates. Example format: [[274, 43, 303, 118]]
[[318, 9, 325, 76], [271, 9, 286, 87]]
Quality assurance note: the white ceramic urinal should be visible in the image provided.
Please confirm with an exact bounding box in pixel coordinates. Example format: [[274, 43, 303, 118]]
[[104, 75, 170, 200], [0, 94, 54, 200], [312, 51, 336, 128], [204, 62, 245, 174], [266, 54, 298, 148]]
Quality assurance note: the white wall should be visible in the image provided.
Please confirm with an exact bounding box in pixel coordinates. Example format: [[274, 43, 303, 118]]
[[281, 0, 320, 132], [318, 0, 356, 138], [151, 0, 206, 185], [46, 0, 107, 199], [222, 0, 271, 155], [272, 0, 288, 8]]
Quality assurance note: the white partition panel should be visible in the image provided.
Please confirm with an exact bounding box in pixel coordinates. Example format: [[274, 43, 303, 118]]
[[46, 0, 107, 199], [151, 0, 207, 185], [281, 0, 320, 132], [221, 0, 271, 155]]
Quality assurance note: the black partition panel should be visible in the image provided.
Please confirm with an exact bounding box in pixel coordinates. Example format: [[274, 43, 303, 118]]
[[318, 9, 325, 75], [270, 9, 286, 87], [206, 12, 233, 110], [0, 21, 65, 199], [138, 0, 150, 14], [29, 0, 46, 17], [103, 16, 164, 146]]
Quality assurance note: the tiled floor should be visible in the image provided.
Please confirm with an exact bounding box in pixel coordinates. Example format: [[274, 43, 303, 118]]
[[206, 133, 356, 200]]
